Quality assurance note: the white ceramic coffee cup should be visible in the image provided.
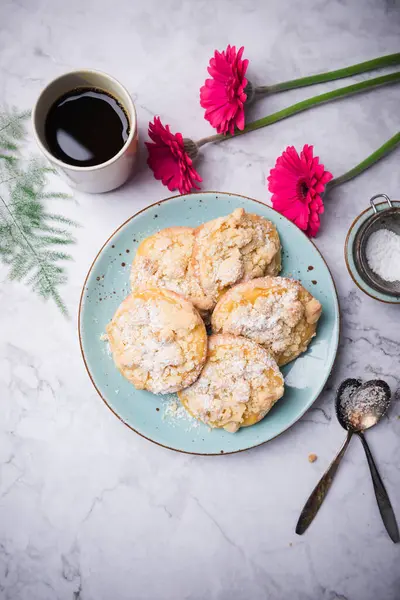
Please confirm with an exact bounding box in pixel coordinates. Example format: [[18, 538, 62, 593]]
[[32, 69, 138, 193]]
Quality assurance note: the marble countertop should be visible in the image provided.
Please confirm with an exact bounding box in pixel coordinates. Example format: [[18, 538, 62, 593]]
[[1, 0, 400, 598]]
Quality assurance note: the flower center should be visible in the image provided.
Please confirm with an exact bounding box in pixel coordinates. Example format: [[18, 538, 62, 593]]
[[299, 181, 309, 199]]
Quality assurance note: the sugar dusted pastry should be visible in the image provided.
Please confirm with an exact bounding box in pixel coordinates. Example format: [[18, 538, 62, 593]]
[[178, 334, 284, 432], [211, 277, 322, 366], [192, 208, 281, 308], [130, 227, 212, 312], [106, 288, 207, 394]]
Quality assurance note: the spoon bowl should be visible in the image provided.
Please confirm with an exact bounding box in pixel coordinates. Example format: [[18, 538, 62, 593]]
[[335, 378, 362, 429], [337, 379, 391, 433]]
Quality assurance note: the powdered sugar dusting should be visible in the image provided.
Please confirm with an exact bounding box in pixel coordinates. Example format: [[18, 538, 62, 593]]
[[100, 333, 111, 356], [366, 228, 400, 282], [340, 382, 389, 430], [162, 394, 200, 430], [225, 286, 302, 354], [339, 380, 361, 406]]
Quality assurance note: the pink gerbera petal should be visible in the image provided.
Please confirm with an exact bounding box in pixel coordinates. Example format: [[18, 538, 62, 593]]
[[200, 45, 248, 135], [146, 117, 202, 195], [267, 145, 333, 238]]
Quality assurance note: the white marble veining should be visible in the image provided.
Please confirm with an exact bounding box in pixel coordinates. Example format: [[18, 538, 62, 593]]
[[1, 0, 400, 598]]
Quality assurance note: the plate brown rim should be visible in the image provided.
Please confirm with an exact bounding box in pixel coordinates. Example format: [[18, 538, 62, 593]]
[[78, 191, 341, 456], [344, 200, 400, 305]]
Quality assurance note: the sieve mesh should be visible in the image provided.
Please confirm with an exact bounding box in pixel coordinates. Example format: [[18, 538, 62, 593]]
[[354, 195, 400, 296]]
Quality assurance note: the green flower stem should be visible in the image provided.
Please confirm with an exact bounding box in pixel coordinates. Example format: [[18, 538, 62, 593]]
[[326, 132, 400, 190], [196, 71, 400, 147], [254, 52, 400, 95]]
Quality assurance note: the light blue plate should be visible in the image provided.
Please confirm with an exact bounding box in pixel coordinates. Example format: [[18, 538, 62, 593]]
[[79, 192, 340, 455]]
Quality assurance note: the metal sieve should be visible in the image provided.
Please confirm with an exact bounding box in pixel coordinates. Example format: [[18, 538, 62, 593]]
[[354, 194, 400, 297]]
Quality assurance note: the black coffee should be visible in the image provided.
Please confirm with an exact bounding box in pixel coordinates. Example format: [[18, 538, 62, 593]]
[[44, 87, 130, 167]]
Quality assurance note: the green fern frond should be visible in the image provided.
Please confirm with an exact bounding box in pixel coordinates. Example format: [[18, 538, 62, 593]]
[[9, 254, 35, 281], [45, 212, 80, 228], [0, 140, 19, 152], [40, 223, 77, 240], [0, 107, 78, 317], [0, 109, 29, 160], [42, 249, 74, 262], [0, 108, 30, 136], [0, 154, 17, 164], [40, 191, 72, 200], [34, 235, 75, 247]]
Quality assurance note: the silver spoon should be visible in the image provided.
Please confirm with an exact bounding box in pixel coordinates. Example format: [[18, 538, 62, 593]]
[[296, 379, 361, 535], [296, 379, 399, 542]]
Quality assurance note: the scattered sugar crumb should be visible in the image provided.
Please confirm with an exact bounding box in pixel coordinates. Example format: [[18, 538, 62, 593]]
[[100, 332, 108, 341], [167, 401, 178, 414], [162, 394, 199, 431], [308, 453, 318, 463]]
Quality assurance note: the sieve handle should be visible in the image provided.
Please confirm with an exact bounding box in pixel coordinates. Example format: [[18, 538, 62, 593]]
[[370, 194, 393, 214]]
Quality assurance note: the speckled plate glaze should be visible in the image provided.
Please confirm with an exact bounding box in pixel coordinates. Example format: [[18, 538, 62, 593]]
[[79, 192, 340, 455], [345, 200, 400, 304]]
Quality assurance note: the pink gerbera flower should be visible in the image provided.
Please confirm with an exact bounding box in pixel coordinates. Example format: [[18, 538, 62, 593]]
[[146, 117, 202, 195], [200, 45, 249, 135], [267, 145, 333, 237]]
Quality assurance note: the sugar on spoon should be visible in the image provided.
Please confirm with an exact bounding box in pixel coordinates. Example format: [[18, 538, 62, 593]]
[[296, 378, 399, 542]]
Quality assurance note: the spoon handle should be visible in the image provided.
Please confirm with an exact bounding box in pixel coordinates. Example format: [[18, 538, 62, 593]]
[[356, 431, 399, 543], [296, 431, 353, 535]]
